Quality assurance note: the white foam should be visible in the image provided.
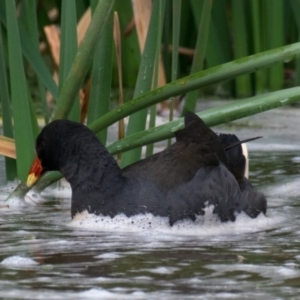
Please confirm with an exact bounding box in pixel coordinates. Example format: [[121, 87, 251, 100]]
[[95, 252, 123, 260], [24, 190, 48, 205], [41, 179, 71, 199], [0, 181, 45, 208], [205, 263, 300, 280], [78, 288, 119, 299], [78, 288, 147, 299], [1, 256, 38, 267], [69, 208, 282, 238], [144, 266, 179, 274], [1, 193, 46, 209], [291, 156, 300, 163], [0, 288, 149, 300], [2, 197, 27, 208], [0, 178, 72, 210]]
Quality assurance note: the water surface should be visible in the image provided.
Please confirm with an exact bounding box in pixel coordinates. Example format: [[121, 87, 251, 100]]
[[0, 150, 300, 299]]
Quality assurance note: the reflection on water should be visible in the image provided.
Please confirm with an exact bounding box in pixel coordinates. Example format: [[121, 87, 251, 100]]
[[0, 152, 300, 299]]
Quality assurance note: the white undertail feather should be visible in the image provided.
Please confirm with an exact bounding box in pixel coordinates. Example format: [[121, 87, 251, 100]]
[[242, 143, 249, 178]]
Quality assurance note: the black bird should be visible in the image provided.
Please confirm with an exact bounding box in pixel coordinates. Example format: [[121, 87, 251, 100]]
[[217, 133, 267, 218], [27, 112, 267, 225]]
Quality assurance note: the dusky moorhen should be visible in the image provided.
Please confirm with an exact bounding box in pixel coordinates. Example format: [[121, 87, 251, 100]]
[[27, 112, 267, 225]]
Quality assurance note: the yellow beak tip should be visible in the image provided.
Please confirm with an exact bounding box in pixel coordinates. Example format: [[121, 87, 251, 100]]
[[26, 174, 39, 187]]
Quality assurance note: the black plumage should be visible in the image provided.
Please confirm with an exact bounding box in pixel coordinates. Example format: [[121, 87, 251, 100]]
[[32, 112, 267, 225]]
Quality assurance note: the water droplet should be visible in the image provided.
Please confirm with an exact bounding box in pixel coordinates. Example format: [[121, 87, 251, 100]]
[[117, 145, 122, 150], [117, 108, 122, 113], [180, 80, 186, 86]]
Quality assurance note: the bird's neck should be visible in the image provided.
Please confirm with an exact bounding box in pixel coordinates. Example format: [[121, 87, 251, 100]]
[[59, 142, 124, 192]]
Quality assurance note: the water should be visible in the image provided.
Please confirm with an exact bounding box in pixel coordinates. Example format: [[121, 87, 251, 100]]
[[0, 150, 299, 300]]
